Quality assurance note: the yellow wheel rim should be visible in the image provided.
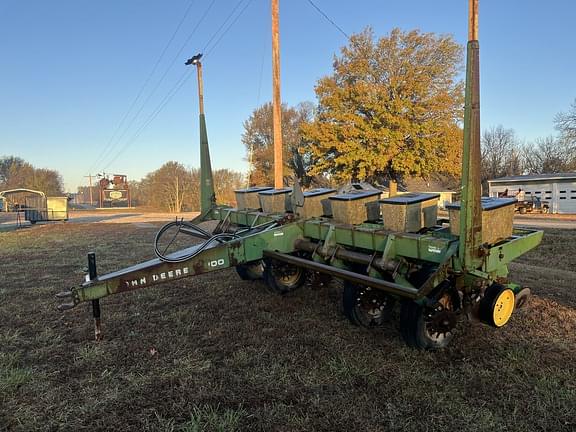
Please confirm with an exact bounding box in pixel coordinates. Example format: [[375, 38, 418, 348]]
[[492, 289, 515, 327]]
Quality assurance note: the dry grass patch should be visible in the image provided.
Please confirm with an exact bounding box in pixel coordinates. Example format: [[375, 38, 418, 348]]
[[0, 222, 575, 431]]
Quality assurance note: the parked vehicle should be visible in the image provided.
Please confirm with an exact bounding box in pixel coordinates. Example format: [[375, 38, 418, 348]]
[[497, 189, 549, 214]]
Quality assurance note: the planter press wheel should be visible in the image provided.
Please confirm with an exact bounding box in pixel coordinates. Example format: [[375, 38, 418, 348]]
[[514, 287, 531, 310], [400, 284, 459, 350], [235, 260, 264, 280], [342, 281, 395, 327], [263, 257, 308, 294], [479, 283, 516, 327]]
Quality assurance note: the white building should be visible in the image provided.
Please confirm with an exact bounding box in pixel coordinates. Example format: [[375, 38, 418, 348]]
[[487, 173, 576, 214]]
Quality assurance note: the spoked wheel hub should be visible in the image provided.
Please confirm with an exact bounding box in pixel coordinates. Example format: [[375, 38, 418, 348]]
[[356, 286, 393, 324], [275, 264, 302, 286], [400, 282, 460, 350], [423, 294, 458, 343], [263, 258, 308, 294], [235, 260, 264, 280], [343, 281, 395, 327]]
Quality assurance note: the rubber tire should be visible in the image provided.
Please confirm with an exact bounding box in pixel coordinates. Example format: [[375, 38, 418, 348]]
[[399, 300, 454, 350], [479, 283, 515, 327], [343, 281, 395, 327], [235, 261, 264, 280], [263, 259, 307, 295]]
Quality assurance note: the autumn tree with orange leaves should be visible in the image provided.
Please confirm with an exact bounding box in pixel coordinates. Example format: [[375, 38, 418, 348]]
[[302, 28, 464, 184], [242, 102, 315, 187]]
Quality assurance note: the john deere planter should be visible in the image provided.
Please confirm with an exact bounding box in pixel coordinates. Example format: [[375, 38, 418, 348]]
[[57, 1, 542, 349]]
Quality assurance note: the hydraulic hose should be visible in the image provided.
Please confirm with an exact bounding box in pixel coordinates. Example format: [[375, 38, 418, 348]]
[[154, 219, 279, 263]]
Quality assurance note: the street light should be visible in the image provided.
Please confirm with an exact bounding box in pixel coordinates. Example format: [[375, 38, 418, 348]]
[[185, 53, 205, 115], [185, 52, 215, 213], [185, 53, 203, 66]]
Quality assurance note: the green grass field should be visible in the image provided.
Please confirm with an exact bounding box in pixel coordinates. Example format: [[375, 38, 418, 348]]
[[1, 222, 575, 431]]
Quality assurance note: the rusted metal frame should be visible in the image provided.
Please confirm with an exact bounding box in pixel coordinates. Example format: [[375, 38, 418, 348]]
[[294, 237, 459, 301], [302, 220, 454, 264], [189, 208, 219, 224], [63, 244, 236, 306], [59, 223, 305, 308], [301, 234, 459, 301], [303, 220, 387, 252], [209, 207, 233, 232], [366, 251, 378, 274], [482, 230, 544, 273], [414, 241, 459, 300], [229, 222, 303, 262], [210, 206, 282, 227], [263, 250, 419, 299], [296, 239, 387, 271]]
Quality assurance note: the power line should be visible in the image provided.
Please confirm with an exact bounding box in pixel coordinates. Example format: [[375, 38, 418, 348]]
[[99, 0, 217, 171], [304, 0, 349, 40], [102, 0, 255, 171], [102, 71, 194, 171], [247, 31, 267, 188], [88, 0, 197, 174], [255, 42, 266, 107], [204, 0, 255, 57], [202, 0, 248, 53]]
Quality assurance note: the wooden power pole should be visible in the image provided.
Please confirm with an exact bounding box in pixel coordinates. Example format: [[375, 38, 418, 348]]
[[84, 174, 94, 206], [271, 0, 283, 188], [459, 0, 482, 270]]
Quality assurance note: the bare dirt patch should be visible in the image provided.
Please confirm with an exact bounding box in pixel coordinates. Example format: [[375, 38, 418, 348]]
[[0, 222, 575, 431], [68, 209, 200, 224]]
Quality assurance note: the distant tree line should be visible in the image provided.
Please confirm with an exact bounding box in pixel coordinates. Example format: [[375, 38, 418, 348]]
[[0, 156, 64, 195], [73, 163, 245, 212], [128, 162, 244, 212], [480, 101, 576, 187]]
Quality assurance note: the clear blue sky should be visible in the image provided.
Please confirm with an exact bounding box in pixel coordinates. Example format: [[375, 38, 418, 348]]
[[1, 0, 574, 192]]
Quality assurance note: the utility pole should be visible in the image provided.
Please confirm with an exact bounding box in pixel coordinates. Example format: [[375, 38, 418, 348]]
[[271, 0, 283, 188], [459, 0, 482, 270], [185, 53, 216, 214], [84, 174, 94, 206]]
